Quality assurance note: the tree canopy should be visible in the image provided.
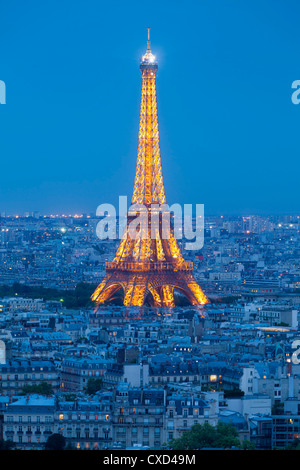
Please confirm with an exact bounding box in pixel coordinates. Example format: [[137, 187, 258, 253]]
[[45, 433, 66, 450], [20, 382, 54, 396], [85, 377, 103, 395], [168, 421, 254, 450]]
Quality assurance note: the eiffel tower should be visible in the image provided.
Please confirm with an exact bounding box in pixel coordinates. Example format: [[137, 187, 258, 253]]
[[92, 30, 208, 308]]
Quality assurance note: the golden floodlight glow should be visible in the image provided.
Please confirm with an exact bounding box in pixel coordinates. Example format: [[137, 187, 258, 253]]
[[92, 30, 208, 308]]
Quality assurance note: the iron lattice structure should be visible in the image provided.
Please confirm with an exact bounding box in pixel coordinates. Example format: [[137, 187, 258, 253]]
[[92, 31, 208, 308]]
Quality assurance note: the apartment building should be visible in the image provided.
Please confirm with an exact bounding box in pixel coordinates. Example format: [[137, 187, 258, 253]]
[[112, 384, 165, 449], [165, 393, 218, 442], [257, 304, 298, 328], [53, 397, 113, 450], [0, 359, 59, 396], [3, 395, 54, 449], [60, 357, 108, 392]]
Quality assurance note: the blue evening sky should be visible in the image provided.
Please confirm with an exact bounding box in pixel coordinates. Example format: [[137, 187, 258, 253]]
[[0, 0, 299, 216]]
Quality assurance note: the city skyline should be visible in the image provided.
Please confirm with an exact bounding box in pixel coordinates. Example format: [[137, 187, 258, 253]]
[[0, 1, 300, 216], [1, 1, 300, 454]]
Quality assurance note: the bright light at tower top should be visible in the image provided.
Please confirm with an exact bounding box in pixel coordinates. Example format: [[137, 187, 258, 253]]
[[140, 27, 157, 67], [141, 50, 157, 64]]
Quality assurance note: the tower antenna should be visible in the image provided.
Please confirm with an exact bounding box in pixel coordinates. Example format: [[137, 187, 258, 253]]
[[147, 27, 151, 51]]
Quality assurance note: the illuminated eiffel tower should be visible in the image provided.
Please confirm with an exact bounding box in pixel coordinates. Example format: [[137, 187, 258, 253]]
[[92, 30, 208, 308]]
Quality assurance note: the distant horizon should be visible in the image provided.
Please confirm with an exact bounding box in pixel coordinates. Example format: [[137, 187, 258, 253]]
[[1, 209, 300, 219]]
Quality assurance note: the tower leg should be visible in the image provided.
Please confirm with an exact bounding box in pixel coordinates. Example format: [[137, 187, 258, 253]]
[[161, 285, 175, 307]]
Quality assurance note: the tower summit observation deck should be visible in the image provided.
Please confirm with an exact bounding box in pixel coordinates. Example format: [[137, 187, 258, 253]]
[[92, 29, 208, 308]]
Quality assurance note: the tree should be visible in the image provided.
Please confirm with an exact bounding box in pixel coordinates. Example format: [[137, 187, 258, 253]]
[[45, 433, 66, 450], [20, 382, 53, 396], [240, 439, 256, 450], [224, 388, 245, 398], [168, 422, 241, 450], [65, 441, 76, 450], [0, 282, 98, 310], [284, 439, 300, 450], [0, 439, 15, 450], [85, 377, 103, 395], [63, 393, 77, 401]]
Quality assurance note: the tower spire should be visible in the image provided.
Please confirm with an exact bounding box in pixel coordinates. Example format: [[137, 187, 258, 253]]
[[147, 27, 151, 51]]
